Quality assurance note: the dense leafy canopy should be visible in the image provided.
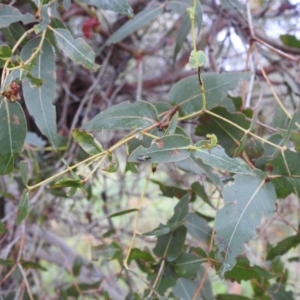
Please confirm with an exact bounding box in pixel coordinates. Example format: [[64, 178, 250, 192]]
[[1, 0, 300, 299]]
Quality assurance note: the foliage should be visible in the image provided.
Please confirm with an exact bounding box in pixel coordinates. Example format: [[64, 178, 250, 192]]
[[1, 0, 300, 299]]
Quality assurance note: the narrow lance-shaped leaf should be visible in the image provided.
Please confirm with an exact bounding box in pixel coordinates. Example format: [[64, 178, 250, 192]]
[[0, 99, 27, 174], [82, 100, 158, 131], [214, 170, 276, 277], [52, 28, 100, 71], [16, 190, 29, 225], [50, 179, 83, 189], [105, 5, 163, 45], [82, 0, 133, 17], [72, 129, 103, 155], [0, 4, 36, 28], [109, 209, 138, 219], [128, 135, 191, 164], [21, 38, 57, 148]]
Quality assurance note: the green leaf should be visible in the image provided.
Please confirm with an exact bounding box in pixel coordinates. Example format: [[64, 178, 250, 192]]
[[173, 253, 201, 278], [21, 38, 57, 148], [267, 149, 300, 198], [170, 73, 252, 117], [172, 1, 202, 62], [128, 248, 155, 273], [63, 0, 71, 10], [20, 260, 47, 271], [215, 295, 252, 300], [105, 5, 163, 45], [1, 23, 29, 48], [191, 181, 214, 208], [0, 99, 27, 174], [125, 162, 138, 173], [91, 242, 122, 261], [188, 50, 206, 68], [82, 100, 158, 131], [234, 111, 258, 157], [102, 152, 119, 172], [25, 132, 46, 148], [193, 145, 253, 175], [267, 234, 300, 260], [128, 135, 191, 164], [153, 225, 187, 261], [0, 44, 12, 65], [16, 190, 29, 225], [72, 256, 83, 277], [172, 266, 213, 300], [0, 4, 36, 28], [176, 155, 224, 191], [109, 209, 138, 218], [196, 107, 251, 156], [25, 73, 44, 88], [151, 179, 195, 201], [168, 194, 190, 223], [184, 213, 211, 242], [72, 129, 103, 155], [147, 261, 177, 295], [212, 256, 277, 283], [280, 34, 300, 49], [143, 221, 185, 237], [267, 284, 294, 300], [82, 0, 133, 17], [50, 179, 83, 189], [19, 161, 28, 186], [164, 112, 179, 136], [214, 171, 276, 277], [52, 28, 100, 71], [34, 5, 50, 34], [173, 13, 191, 61], [255, 134, 284, 169], [0, 222, 7, 235]]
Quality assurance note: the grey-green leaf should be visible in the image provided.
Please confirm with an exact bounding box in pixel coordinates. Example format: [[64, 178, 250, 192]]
[[52, 28, 100, 71], [184, 213, 211, 242], [16, 190, 29, 225], [82, 100, 158, 131], [170, 72, 252, 117], [193, 145, 253, 175], [105, 5, 163, 45], [128, 135, 191, 164], [72, 129, 103, 155], [215, 171, 276, 277], [21, 38, 57, 148], [153, 225, 187, 261], [176, 155, 224, 191], [0, 4, 36, 28], [0, 99, 27, 175], [82, 0, 133, 17]]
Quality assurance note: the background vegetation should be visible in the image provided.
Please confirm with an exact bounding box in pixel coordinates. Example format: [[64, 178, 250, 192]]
[[1, 0, 300, 299]]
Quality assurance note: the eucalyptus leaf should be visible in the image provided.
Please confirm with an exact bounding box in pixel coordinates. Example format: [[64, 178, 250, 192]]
[[0, 4, 36, 28], [52, 28, 100, 71], [83, 100, 158, 131], [128, 135, 191, 164], [215, 171, 276, 277], [105, 5, 163, 45], [21, 38, 57, 148], [16, 190, 29, 225], [0, 99, 27, 174]]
